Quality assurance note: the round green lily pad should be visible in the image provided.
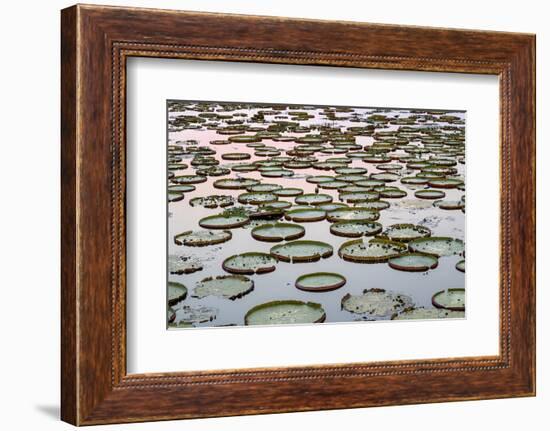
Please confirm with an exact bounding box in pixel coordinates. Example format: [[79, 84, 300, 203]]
[[383, 224, 431, 242], [306, 175, 335, 184], [273, 187, 304, 197], [456, 259, 465, 272], [433, 199, 465, 210], [295, 193, 333, 205], [370, 172, 400, 182], [326, 207, 379, 223], [338, 238, 406, 263], [168, 184, 196, 193], [408, 237, 464, 256], [330, 221, 383, 238], [245, 300, 326, 325], [167, 307, 176, 323], [414, 189, 446, 199], [168, 281, 188, 305], [388, 253, 438, 272], [174, 229, 232, 247], [171, 175, 207, 185], [251, 223, 305, 242], [270, 240, 333, 263], [228, 135, 261, 143], [189, 195, 235, 209], [339, 191, 380, 203], [199, 213, 249, 229], [221, 152, 251, 160], [317, 202, 348, 212], [392, 308, 465, 320], [341, 288, 413, 319], [168, 255, 203, 274], [284, 208, 326, 222], [246, 183, 283, 193], [360, 200, 391, 210], [295, 272, 346, 292], [222, 252, 277, 274], [379, 188, 407, 198], [175, 306, 218, 325], [238, 192, 278, 205], [168, 191, 185, 202], [428, 178, 464, 189], [213, 177, 260, 189], [432, 288, 466, 311], [193, 275, 254, 300]]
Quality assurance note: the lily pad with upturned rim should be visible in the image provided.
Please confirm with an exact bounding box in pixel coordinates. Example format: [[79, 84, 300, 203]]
[[414, 189, 446, 199], [222, 252, 277, 274], [341, 288, 413, 319], [168, 255, 203, 274], [338, 238, 406, 263], [171, 174, 207, 185], [432, 288, 466, 311], [456, 259, 465, 272], [392, 307, 465, 320], [251, 223, 305, 242], [326, 207, 380, 223], [382, 223, 431, 242], [273, 187, 304, 197], [295, 272, 346, 292], [408, 237, 464, 257], [168, 281, 188, 305], [245, 300, 326, 325], [213, 177, 260, 190], [427, 178, 464, 189], [295, 193, 333, 206], [198, 213, 249, 229], [284, 208, 326, 222], [192, 275, 254, 300], [330, 221, 383, 238], [189, 195, 235, 209], [237, 192, 279, 205], [388, 253, 438, 272], [174, 230, 232, 247], [270, 240, 333, 263]]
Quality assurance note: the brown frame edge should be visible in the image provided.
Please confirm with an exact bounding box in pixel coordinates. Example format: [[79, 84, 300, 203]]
[[61, 4, 536, 425]]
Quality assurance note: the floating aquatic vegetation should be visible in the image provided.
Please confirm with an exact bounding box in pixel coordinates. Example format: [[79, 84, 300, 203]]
[[174, 230, 232, 247], [222, 252, 277, 274], [392, 307, 465, 320], [456, 259, 465, 272], [213, 177, 260, 189], [341, 288, 413, 319], [295, 272, 347, 292], [193, 275, 254, 300], [388, 253, 438, 272], [174, 305, 218, 325], [245, 300, 326, 325], [414, 189, 446, 199], [295, 193, 333, 205], [433, 199, 465, 210], [330, 221, 383, 238], [168, 281, 188, 305], [408, 237, 464, 257], [251, 223, 305, 242], [284, 208, 326, 222], [273, 187, 304, 197], [432, 288, 465, 311], [199, 212, 249, 229], [171, 174, 207, 185], [383, 223, 431, 242], [189, 195, 235, 209], [237, 191, 279, 205], [168, 255, 203, 274], [427, 178, 464, 189], [270, 240, 333, 263], [338, 238, 406, 263], [326, 207, 379, 223]]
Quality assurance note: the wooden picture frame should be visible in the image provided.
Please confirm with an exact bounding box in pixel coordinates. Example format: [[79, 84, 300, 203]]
[[61, 4, 536, 425]]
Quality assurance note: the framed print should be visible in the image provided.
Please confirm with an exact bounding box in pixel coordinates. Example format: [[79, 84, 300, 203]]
[[61, 4, 536, 425]]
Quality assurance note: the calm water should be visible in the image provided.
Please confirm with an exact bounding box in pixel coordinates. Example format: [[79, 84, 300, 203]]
[[167, 102, 465, 328]]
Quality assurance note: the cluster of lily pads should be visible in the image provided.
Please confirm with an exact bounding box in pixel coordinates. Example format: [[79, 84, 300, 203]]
[[167, 101, 466, 327]]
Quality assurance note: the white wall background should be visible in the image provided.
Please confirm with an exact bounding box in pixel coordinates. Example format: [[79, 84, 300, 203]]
[[0, 1, 546, 430]]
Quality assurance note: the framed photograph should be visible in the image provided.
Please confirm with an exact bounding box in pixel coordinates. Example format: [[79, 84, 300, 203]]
[[61, 4, 536, 425]]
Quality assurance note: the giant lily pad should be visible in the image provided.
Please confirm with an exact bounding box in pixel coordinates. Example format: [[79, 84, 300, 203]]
[[338, 238, 406, 263], [193, 275, 254, 300], [168, 255, 203, 274], [213, 177, 259, 189], [222, 252, 277, 274], [273, 187, 304, 197], [199, 213, 249, 229], [175, 306, 218, 325], [388, 253, 438, 272], [414, 189, 446, 199], [383, 224, 431, 242], [339, 191, 380, 203], [432, 288, 466, 311], [270, 240, 333, 263], [245, 300, 326, 325], [238, 192, 278, 205], [392, 307, 465, 320], [408, 237, 464, 256], [295, 193, 333, 205], [341, 288, 413, 319], [284, 208, 326, 222], [174, 230, 232, 247], [189, 195, 235, 208], [326, 207, 379, 223], [428, 178, 464, 189], [171, 175, 207, 185], [295, 272, 346, 292], [168, 281, 188, 305], [456, 259, 465, 272], [330, 221, 383, 238], [251, 223, 305, 242]]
